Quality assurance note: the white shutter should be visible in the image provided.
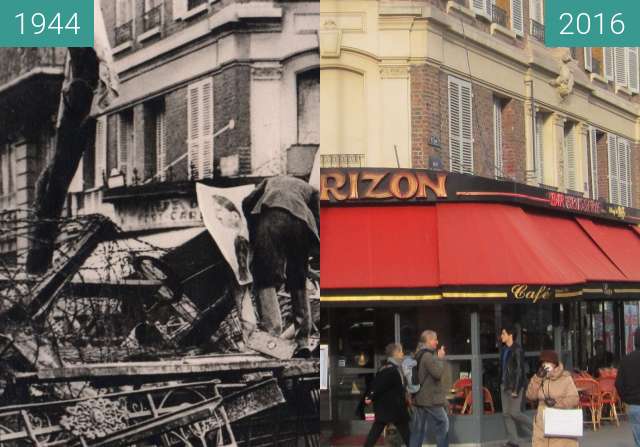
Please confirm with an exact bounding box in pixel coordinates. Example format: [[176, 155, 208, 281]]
[[529, 0, 543, 23], [448, 76, 474, 175], [614, 47, 628, 87], [604, 47, 615, 81], [156, 110, 166, 182], [618, 138, 631, 207], [187, 83, 201, 180], [201, 79, 214, 178], [588, 127, 598, 199], [485, 0, 492, 18], [627, 47, 639, 93], [584, 48, 593, 72], [535, 113, 544, 184], [172, 0, 187, 20], [187, 78, 214, 180], [607, 134, 619, 205], [564, 124, 577, 191], [95, 116, 107, 187], [493, 98, 503, 178], [511, 0, 524, 35], [117, 114, 129, 176], [472, 0, 486, 15]]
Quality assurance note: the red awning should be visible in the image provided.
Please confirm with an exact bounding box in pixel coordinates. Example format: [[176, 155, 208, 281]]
[[321, 202, 640, 292]]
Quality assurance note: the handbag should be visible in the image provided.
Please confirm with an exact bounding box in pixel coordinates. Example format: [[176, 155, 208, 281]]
[[543, 408, 583, 438]]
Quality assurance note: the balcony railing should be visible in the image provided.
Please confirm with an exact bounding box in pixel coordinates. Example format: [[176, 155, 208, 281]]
[[115, 20, 134, 46], [530, 19, 545, 42], [188, 0, 207, 10], [143, 4, 163, 32], [321, 154, 366, 168], [491, 4, 508, 28]]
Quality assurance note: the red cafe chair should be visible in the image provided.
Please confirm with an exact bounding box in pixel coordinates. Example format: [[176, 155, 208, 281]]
[[461, 387, 495, 415], [574, 378, 602, 431], [598, 377, 620, 426]]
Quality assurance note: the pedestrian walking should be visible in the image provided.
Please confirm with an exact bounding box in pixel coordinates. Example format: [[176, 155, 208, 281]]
[[525, 350, 579, 447], [499, 325, 533, 447], [615, 327, 640, 446], [363, 343, 411, 447], [410, 330, 450, 447]]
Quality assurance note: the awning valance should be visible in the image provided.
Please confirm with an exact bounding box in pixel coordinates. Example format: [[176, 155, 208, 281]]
[[321, 203, 640, 302]]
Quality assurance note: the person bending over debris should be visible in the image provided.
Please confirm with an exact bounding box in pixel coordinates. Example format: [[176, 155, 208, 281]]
[[242, 175, 319, 358]]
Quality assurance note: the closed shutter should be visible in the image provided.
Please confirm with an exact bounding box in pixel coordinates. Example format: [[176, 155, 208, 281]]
[[607, 134, 619, 205], [493, 98, 503, 178], [116, 114, 129, 176], [187, 78, 214, 180], [172, 0, 187, 20], [535, 113, 544, 184], [448, 76, 474, 175], [588, 127, 598, 199], [95, 116, 107, 187], [511, 0, 524, 35], [156, 110, 166, 182], [564, 124, 577, 191], [618, 138, 631, 207], [604, 47, 615, 81], [627, 47, 639, 93], [472, 0, 489, 16], [529, 0, 543, 23], [584, 48, 593, 72], [614, 47, 628, 87]]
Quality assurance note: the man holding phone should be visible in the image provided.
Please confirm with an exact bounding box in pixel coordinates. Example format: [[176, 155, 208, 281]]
[[410, 330, 450, 447]]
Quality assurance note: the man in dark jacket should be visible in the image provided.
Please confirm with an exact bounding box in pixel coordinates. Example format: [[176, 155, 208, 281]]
[[363, 343, 410, 447], [410, 330, 449, 447], [616, 327, 640, 446], [499, 325, 532, 447], [242, 175, 319, 357]]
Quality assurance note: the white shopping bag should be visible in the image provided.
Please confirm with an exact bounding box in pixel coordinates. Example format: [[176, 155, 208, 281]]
[[543, 408, 583, 438]]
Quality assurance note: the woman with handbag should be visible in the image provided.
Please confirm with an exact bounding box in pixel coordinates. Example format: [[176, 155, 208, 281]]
[[525, 350, 580, 447], [363, 343, 411, 447]]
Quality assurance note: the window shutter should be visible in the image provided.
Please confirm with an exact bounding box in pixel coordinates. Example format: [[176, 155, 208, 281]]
[[604, 47, 615, 81], [607, 134, 619, 205], [187, 78, 214, 180], [472, 0, 487, 15], [614, 47, 628, 87], [564, 125, 577, 191], [627, 47, 639, 93], [493, 98, 503, 178], [117, 114, 129, 176], [156, 110, 166, 181], [535, 113, 544, 184], [172, 0, 187, 20], [448, 76, 474, 175], [95, 116, 107, 187], [510, 0, 524, 35], [584, 48, 593, 72], [530, 0, 543, 23], [618, 138, 631, 207], [588, 127, 598, 199], [187, 83, 201, 180]]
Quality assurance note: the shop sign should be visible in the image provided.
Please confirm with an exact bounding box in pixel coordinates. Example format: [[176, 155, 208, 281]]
[[509, 284, 554, 303], [547, 192, 602, 214], [115, 197, 202, 232], [320, 169, 448, 202]]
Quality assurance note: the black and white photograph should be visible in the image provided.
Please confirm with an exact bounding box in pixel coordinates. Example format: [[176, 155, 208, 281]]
[[0, 0, 320, 445]]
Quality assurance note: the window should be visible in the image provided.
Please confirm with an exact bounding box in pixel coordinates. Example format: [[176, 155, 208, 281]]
[[529, 0, 543, 24], [115, 0, 134, 45], [117, 110, 134, 179], [611, 47, 640, 92], [471, 0, 492, 18], [584, 48, 593, 72], [533, 112, 546, 185], [607, 134, 632, 207], [563, 122, 577, 191], [297, 69, 320, 146], [144, 0, 163, 31], [587, 127, 599, 200], [604, 47, 614, 81], [0, 144, 16, 196], [187, 78, 214, 180], [493, 97, 504, 179], [510, 0, 524, 35], [448, 76, 474, 175]]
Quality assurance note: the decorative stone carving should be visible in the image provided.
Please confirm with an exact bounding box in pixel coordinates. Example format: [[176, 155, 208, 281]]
[[319, 20, 342, 58], [380, 65, 409, 79], [251, 65, 284, 81], [549, 53, 575, 99], [60, 398, 129, 440]]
